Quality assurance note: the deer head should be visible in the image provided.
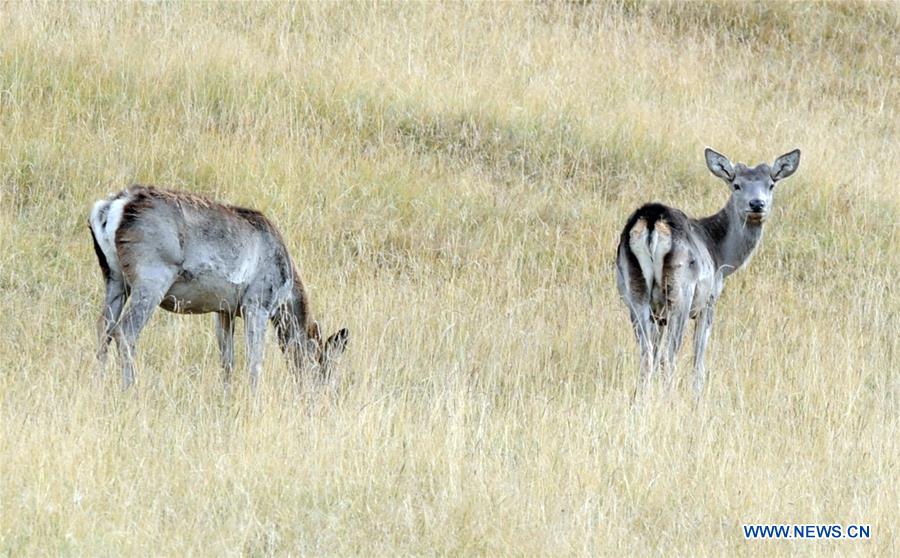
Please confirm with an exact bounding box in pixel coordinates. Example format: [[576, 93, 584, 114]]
[[705, 147, 801, 225], [306, 321, 350, 376]]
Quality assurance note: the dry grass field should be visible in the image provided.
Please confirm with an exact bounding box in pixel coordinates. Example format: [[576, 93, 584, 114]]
[[1, 2, 898, 555]]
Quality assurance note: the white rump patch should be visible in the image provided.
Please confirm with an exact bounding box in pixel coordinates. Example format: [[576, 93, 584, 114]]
[[628, 219, 653, 292], [650, 221, 672, 287], [90, 194, 129, 277], [628, 218, 673, 293]]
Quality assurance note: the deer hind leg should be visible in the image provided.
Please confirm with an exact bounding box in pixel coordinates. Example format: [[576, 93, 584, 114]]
[[114, 266, 177, 389], [96, 278, 128, 379], [662, 293, 693, 392], [629, 304, 658, 396], [656, 272, 694, 391], [618, 246, 657, 397], [653, 319, 668, 387], [215, 312, 236, 392]]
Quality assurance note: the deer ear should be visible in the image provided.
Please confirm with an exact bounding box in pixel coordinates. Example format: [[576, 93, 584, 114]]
[[771, 149, 801, 181], [705, 147, 734, 182], [324, 328, 349, 360]]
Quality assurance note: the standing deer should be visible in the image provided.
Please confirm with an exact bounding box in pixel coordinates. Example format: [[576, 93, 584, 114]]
[[616, 147, 800, 397], [89, 185, 349, 390]]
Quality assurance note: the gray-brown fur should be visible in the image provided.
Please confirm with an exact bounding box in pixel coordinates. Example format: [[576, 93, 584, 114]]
[[616, 148, 800, 398], [89, 185, 349, 390]]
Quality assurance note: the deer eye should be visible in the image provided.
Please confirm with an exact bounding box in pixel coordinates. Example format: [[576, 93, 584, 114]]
[[733, 183, 741, 191], [768, 183, 775, 191]]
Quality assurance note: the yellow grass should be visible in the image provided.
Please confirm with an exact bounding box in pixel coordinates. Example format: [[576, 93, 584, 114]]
[[1, 2, 897, 555]]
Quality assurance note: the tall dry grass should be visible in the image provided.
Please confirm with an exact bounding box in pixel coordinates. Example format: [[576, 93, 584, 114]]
[[0, 2, 897, 555]]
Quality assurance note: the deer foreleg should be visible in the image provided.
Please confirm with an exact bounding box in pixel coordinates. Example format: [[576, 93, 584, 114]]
[[215, 312, 236, 391], [243, 306, 269, 392], [692, 304, 715, 398], [662, 289, 694, 391]]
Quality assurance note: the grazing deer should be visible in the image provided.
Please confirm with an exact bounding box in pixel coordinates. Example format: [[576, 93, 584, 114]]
[[616, 147, 800, 397], [89, 185, 349, 390]]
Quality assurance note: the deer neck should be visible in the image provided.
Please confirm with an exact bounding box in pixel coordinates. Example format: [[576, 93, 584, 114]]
[[699, 198, 765, 278], [272, 264, 314, 368], [287, 266, 312, 335]]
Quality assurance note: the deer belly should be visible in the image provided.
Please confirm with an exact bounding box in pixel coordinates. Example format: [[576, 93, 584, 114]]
[[160, 271, 243, 314]]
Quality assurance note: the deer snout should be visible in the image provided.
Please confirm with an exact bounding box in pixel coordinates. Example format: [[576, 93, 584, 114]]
[[749, 199, 766, 213]]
